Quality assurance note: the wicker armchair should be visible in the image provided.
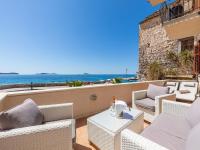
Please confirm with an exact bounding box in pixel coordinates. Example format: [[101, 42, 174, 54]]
[[121, 100, 191, 150], [0, 103, 74, 150], [165, 81, 179, 93], [132, 90, 176, 122], [175, 81, 198, 102]]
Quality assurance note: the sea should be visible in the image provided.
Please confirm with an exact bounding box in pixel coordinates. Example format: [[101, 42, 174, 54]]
[[0, 74, 137, 85]]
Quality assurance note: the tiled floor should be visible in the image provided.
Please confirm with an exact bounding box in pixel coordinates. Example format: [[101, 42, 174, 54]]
[[73, 117, 149, 150], [74, 117, 97, 150]]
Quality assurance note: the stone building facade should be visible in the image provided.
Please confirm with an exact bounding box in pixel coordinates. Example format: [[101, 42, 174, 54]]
[[138, 12, 179, 79], [138, 10, 200, 80]]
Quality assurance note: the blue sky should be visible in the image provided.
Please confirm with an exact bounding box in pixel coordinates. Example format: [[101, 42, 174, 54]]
[[0, 0, 159, 74]]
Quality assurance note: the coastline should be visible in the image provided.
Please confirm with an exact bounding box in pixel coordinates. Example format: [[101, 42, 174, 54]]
[[0, 76, 138, 91]]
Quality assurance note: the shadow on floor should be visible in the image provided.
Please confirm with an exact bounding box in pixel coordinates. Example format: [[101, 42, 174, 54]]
[[73, 143, 92, 150], [76, 117, 87, 128]]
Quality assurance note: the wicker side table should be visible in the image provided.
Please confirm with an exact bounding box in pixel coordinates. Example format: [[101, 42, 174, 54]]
[[87, 108, 144, 150]]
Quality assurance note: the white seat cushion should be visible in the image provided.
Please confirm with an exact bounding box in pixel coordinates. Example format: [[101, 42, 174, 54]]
[[175, 91, 196, 101], [147, 84, 169, 99], [135, 98, 155, 112]]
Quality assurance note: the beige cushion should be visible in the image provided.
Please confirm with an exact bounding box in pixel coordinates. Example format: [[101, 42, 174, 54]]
[[135, 98, 155, 112], [166, 82, 176, 86], [185, 97, 200, 128], [179, 90, 190, 94], [142, 126, 185, 150], [184, 83, 195, 87], [0, 99, 44, 130], [149, 113, 191, 140], [39, 103, 73, 122], [185, 122, 200, 150], [142, 113, 190, 150], [147, 84, 169, 100]]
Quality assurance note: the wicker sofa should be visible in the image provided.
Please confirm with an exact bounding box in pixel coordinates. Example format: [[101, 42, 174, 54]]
[[121, 100, 200, 150], [0, 103, 75, 150], [132, 85, 176, 122]]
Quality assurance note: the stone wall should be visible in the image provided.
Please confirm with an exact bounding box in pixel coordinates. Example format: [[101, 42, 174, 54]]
[[138, 15, 179, 80]]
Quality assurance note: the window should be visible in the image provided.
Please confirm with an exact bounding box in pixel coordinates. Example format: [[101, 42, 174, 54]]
[[181, 37, 194, 51]]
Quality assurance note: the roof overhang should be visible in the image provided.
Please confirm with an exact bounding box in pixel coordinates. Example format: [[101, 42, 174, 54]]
[[164, 11, 200, 40], [147, 0, 165, 6]]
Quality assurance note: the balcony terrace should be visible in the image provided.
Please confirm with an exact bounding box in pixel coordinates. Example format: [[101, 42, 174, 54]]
[[0, 81, 162, 150], [159, 0, 200, 40]]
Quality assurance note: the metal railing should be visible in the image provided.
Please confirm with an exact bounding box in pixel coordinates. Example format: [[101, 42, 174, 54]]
[[160, 0, 200, 23]]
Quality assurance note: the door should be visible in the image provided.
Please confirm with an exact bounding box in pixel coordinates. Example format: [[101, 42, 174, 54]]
[[194, 0, 200, 9], [193, 40, 200, 74]]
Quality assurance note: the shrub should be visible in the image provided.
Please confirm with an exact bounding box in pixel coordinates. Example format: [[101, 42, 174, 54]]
[[112, 78, 122, 84], [179, 50, 193, 66], [166, 50, 193, 75], [166, 51, 179, 65], [147, 61, 164, 80], [68, 81, 83, 87], [164, 68, 178, 76]]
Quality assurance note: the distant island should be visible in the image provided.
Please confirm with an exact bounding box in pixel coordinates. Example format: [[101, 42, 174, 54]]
[[83, 73, 90, 75], [0, 72, 19, 75], [36, 73, 57, 75]]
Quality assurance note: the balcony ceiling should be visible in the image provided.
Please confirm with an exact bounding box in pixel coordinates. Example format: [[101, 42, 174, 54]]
[[147, 0, 165, 6], [164, 12, 200, 40]]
